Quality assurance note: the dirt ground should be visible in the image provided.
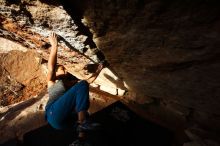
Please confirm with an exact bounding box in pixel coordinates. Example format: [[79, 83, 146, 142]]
[[0, 50, 47, 106]]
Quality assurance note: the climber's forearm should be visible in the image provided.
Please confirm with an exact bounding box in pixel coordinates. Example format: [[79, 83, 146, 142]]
[[47, 32, 58, 82], [86, 64, 104, 84], [48, 32, 58, 72], [86, 73, 99, 84], [48, 45, 57, 72]]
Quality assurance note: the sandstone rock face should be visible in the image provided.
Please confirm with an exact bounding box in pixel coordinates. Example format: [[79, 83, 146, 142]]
[[0, 0, 122, 143], [81, 0, 220, 134], [83, 0, 220, 105], [1, 0, 220, 144], [0, 90, 48, 143], [0, 47, 46, 106], [0, 0, 125, 95]]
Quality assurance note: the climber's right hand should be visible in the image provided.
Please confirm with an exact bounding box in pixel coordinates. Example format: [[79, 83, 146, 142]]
[[49, 32, 58, 47]]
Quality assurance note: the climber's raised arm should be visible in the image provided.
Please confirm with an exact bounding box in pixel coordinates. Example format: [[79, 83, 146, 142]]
[[86, 63, 104, 84], [47, 32, 58, 86]]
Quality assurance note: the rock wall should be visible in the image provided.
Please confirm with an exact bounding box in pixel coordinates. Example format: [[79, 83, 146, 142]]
[[80, 0, 220, 135], [1, 0, 220, 145], [0, 39, 46, 106], [0, 0, 122, 143]]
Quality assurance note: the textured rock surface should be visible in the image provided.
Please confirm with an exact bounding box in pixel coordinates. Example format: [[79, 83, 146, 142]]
[[81, 0, 220, 136], [0, 89, 48, 143], [0, 0, 126, 95], [84, 0, 220, 107], [1, 0, 220, 145], [0, 49, 46, 106]]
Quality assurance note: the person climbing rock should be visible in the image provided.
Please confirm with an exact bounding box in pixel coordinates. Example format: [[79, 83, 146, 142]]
[[45, 32, 103, 146]]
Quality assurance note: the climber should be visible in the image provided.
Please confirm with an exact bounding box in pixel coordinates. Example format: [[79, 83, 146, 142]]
[[45, 32, 103, 146]]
